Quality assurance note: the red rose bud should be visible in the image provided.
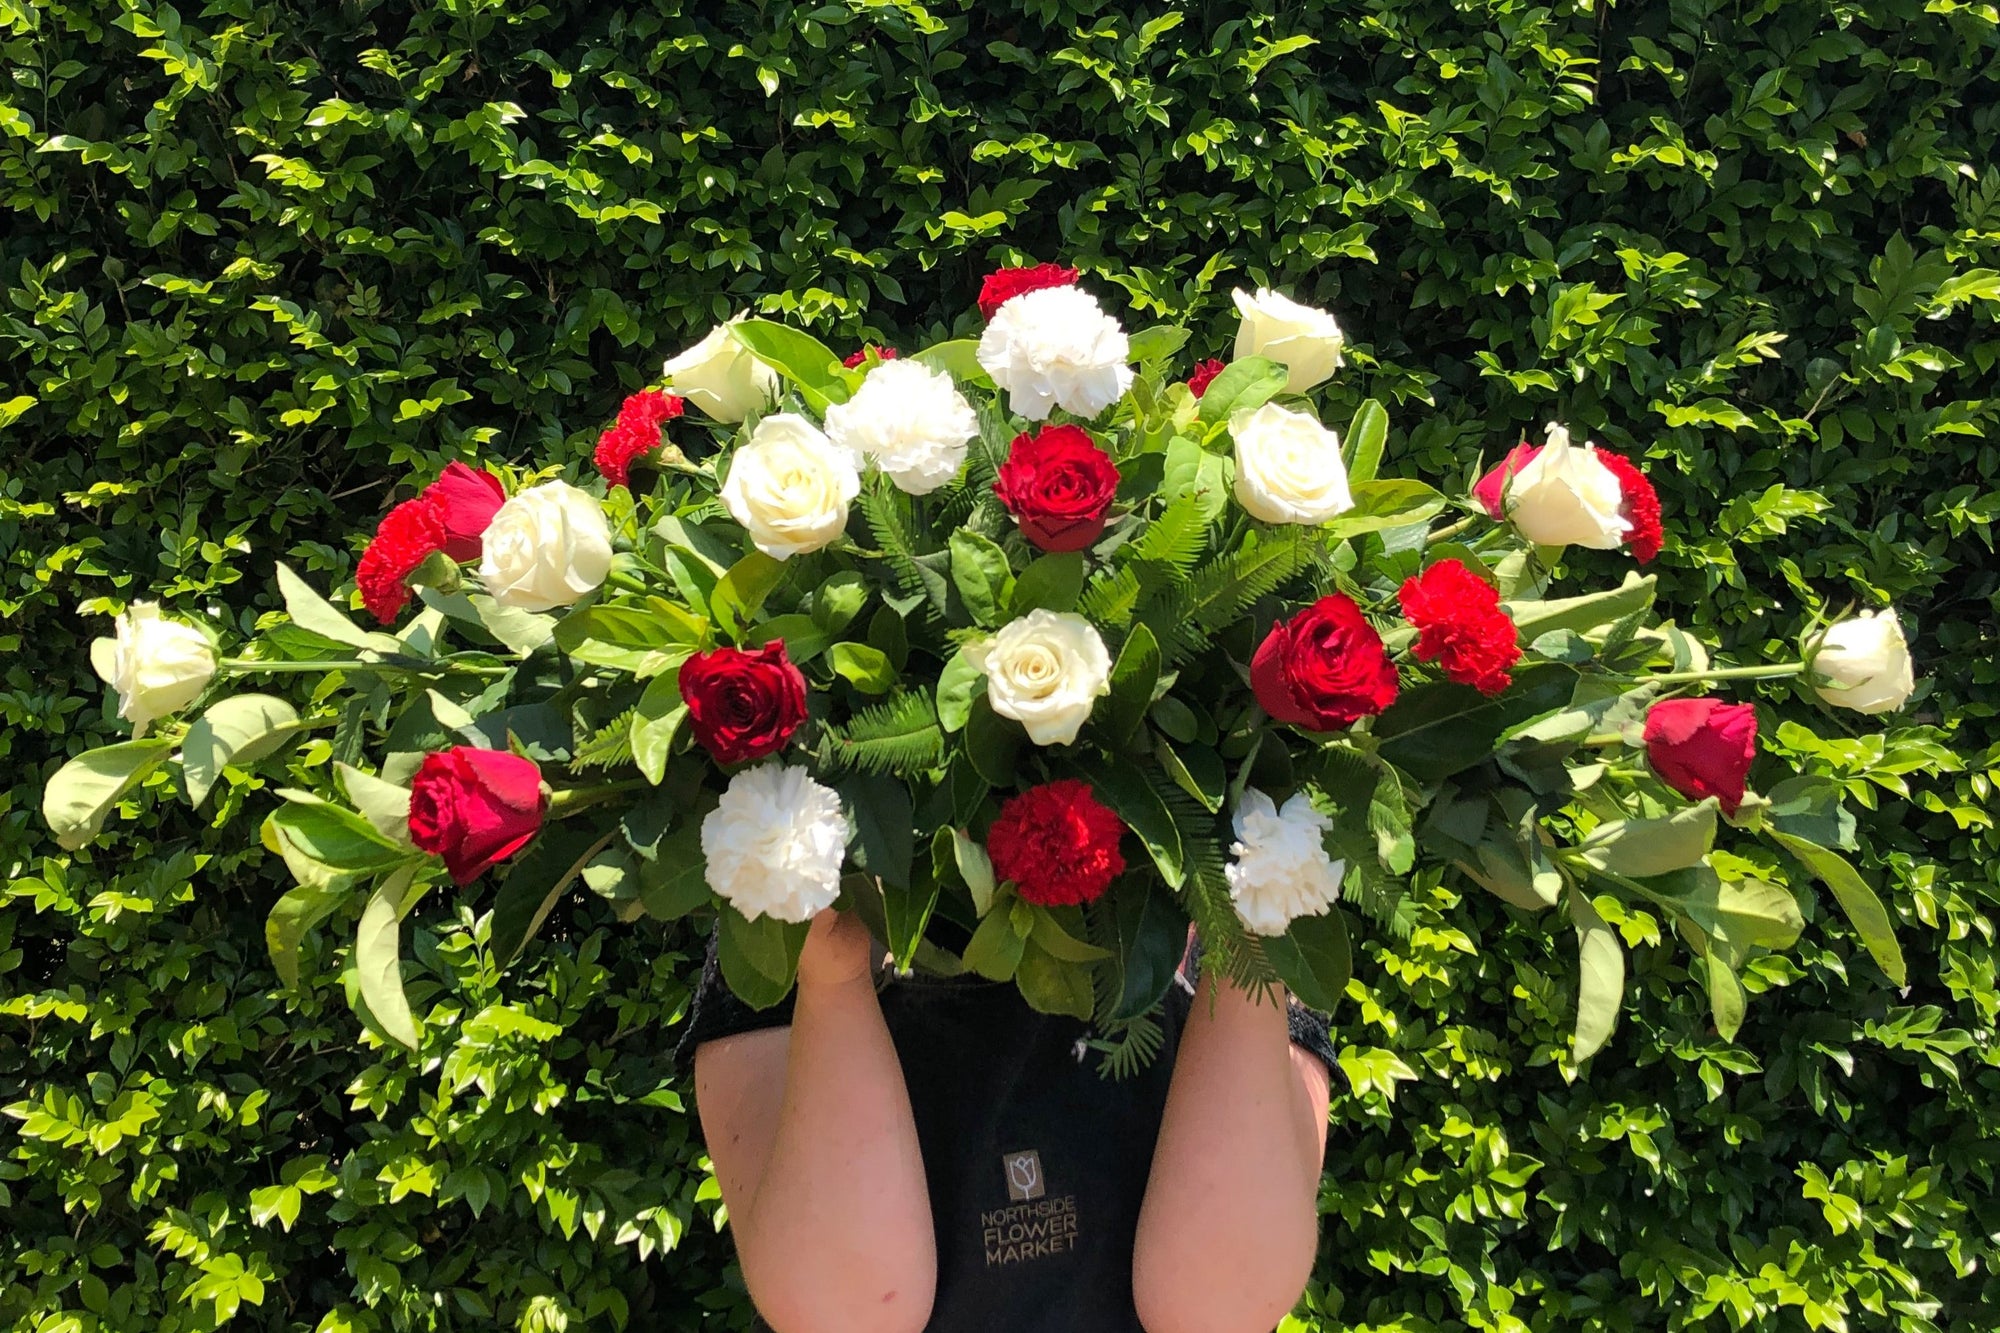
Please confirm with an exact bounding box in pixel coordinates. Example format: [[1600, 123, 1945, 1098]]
[[988, 779, 1126, 907], [1595, 449, 1663, 563], [842, 344, 900, 368], [994, 424, 1121, 553], [1643, 698, 1757, 815], [422, 462, 506, 562], [356, 495, 447, 623], [1252, 594, 1400, 730], [408, 746, 548, 885], [1186, 358, 1226, 398], [977, 262, 1079, 320], [1397, 559, 1520, 697], [1472, 441, 1540, 518], [593, 390, 686, 489], [679, 640, 809, 765]]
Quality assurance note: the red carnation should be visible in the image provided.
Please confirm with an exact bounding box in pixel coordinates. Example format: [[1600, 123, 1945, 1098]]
[[1643, 698, 1757, 814], [1186, 358, 1226, 398], [987, 779, 1127, 907], [422, 462, 506, 562], [977, 263, 1079, 320], [994, 424, 1122, 553], [408, 746, 548, 885], [356, 496, 447, 623], [842, 345, 900, 368], [679, 640, 810, 765], [1397, 560, 1520, 697], [1595, 449, 1663, 563], [1252, 594, 1400, 731], [593, 390, 686, 489]]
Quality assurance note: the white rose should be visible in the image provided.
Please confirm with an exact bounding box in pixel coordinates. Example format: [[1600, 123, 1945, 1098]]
[[975, 285, 1134, 421], [478, 480, 613, 611], [721, 413, 861, 559], [89, 602, 217, 732], [1225, 788, 1346, 937], [1229, 401, 1354, 525], [701, 763, 850, 924], [822, 359, 979, 495], [966, 610, 1111, 746], [1502, 424, 1630, 550], [662, 313, 781, 423], [1812, 610, 1916, 714], [1232, 288, 1346, 394]]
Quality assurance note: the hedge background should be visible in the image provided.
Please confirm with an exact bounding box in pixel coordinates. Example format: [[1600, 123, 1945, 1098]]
[[3, 0, 1997, 1330]]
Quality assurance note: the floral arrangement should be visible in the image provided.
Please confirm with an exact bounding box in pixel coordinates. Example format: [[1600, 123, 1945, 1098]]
[[48, 266, 1919, 1069]]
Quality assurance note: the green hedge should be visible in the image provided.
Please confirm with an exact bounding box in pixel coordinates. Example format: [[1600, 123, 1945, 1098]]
[[4, 1, 1997, 1329]]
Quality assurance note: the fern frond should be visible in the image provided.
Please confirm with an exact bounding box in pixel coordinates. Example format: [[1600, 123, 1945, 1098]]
[[1079, 565, 1143, 628], [1156, 779, 1279, 996], [820, 689, 944, 777], [1088, 1009, 1167, 1081], [1127, 494, 1211, 575], [570, 709, 637, 772], [1157, 528, 1320, 662]]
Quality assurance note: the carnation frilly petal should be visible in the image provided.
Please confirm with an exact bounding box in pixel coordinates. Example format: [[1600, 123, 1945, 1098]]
[[701, 764, 850, 924], [1225, 789, 1345, 936], [975, 286, 1133, 421], [823, 359, 979, 495]]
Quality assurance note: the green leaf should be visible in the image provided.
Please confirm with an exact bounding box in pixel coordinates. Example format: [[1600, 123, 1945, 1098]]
[[181, 695, 301, 808], [489, 825, 606, 966], [265, 881, 351, 990], [749, 613, 831, 661], [829, 641, 897, 694], [953, 828, 998, 916], [1343, 398, 1389, 483], [466, 592, 557, 657], [1128, 324, 1190, 366], [1102, 877, 1186, 1020], [949, 530, 1015, 627], [356, 865, 423, 1050], [1075, 761, 1184, 888], [335, 764, 414, 846], [1029, 907, 1112, 962], [1156, 738, 1226, 813], [553, 605, 692, 675], [1321, 479, 1446, 539], [965, 694, 1023, 788], [266, 798, 409, 873], [1569, 891, 1624, 1061], [963, 906, 1027, 981], [1767, 828, 1907, 985], [1376, 664, 1575, 783], [1576, 801, 1718, 877], [41, 739, 175, 849], [1099, 623, 1160, 745], [637, 820, 712, 921], [1015, 943, 1096, 1019], [1196, 356, 1288, 426], [712, 551, 786, 641], [631, 667, 687, 785], [717, 907, 808, 1009], [1704, 949, 1746, 1042], [811, 573, 869, 635], [840, 774, 916, 893], [936, 649, 982, 733], [1262, 911, 1352, 1013], [276, 562, 403, 653], [730, 319, 845, 412], [1505, 573, 1657, 642], [1008, 551, 1085, 617], [909, 338, 993, 389], [1761, 775, 1857, 850]]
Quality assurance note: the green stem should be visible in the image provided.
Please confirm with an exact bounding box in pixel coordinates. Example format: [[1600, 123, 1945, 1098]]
[[547, 778, 651, 816], [1429, 515, 1479, 544], [1649, 662, 1806, 686], [220, 657, 509, 677]]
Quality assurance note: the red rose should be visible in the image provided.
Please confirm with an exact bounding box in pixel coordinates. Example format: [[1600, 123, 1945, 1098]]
[[408, 746, 548, 885], [422, 462, 506, 562], [679, 640, 809, 765], [1252, 594, 1400, 730], [1643, 698, 1757, 814], [593, 390, 686, 489], [1473, 440, 1664, 563], [977, 262, 1079, 320], [356, 496, 447, 623], [993, 424, 1121, 553], [1397, 559, 1520, 697], [988, 779, 1126, 907], [842, 344, 900, 368], [1186, 358, 1226, 398]]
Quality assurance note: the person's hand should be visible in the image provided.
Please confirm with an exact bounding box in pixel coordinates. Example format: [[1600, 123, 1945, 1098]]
[[795, 908, 878, 989]]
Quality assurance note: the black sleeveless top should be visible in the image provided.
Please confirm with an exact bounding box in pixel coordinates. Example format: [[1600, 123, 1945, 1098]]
[[677, 938, 1340, 1333]]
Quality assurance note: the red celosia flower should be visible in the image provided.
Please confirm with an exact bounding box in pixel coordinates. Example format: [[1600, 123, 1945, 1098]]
[[977, 263, 1079, 320], [1643, 698, 1757, 814], [356, 496, 447, 623], [841, 345, 900, 368], [593, 390, 686, 489], [987, 779, 1127, 907], [1595, 449, 1663, 563], [1397, 559, 1521, 696], [1186, 358, 1226, 398]]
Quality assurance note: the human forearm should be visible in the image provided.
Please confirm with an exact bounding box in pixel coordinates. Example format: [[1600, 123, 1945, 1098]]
[[1133, 975, 1330, 1333]]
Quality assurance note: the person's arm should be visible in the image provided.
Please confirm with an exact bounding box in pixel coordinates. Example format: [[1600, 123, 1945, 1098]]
[[1132, 972, 1332, 1333], [694, 910, 936, 1333]]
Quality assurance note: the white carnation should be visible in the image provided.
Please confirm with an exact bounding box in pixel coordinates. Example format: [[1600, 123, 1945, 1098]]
[[1812, 609, 1916, 714], [700, 763, 851, 924], [1232, 288, 1346, 394], [478, 480, 613, 612], [822, 359, 979, 495], [1229, 401, 1353, 525], [966, 609, 1111, 746], [975, 285, 1134, 421], [88, 602, 217, 732], [1225, 789, 1346, 937], [1502, 423, 1630, 550], [721, 413, 861, 559]]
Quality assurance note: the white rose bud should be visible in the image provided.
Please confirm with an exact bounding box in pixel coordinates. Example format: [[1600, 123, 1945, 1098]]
[[1231, 288, 1346, 394], [823, 359, 979, 496], [1501, 424, 1630, 550], [701, 763, 850, 924], [722, 413, 861, 560], [1812, 610, 1916, 714], [1225, 788, 1346, 937], [1229, 401, 1354, 525], [478, 480, 613, 612], [976, 285, 1134, 421], [89, 602, 217, 732], [966, 609, 1112, 746], [662, 313, 781, 423]]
